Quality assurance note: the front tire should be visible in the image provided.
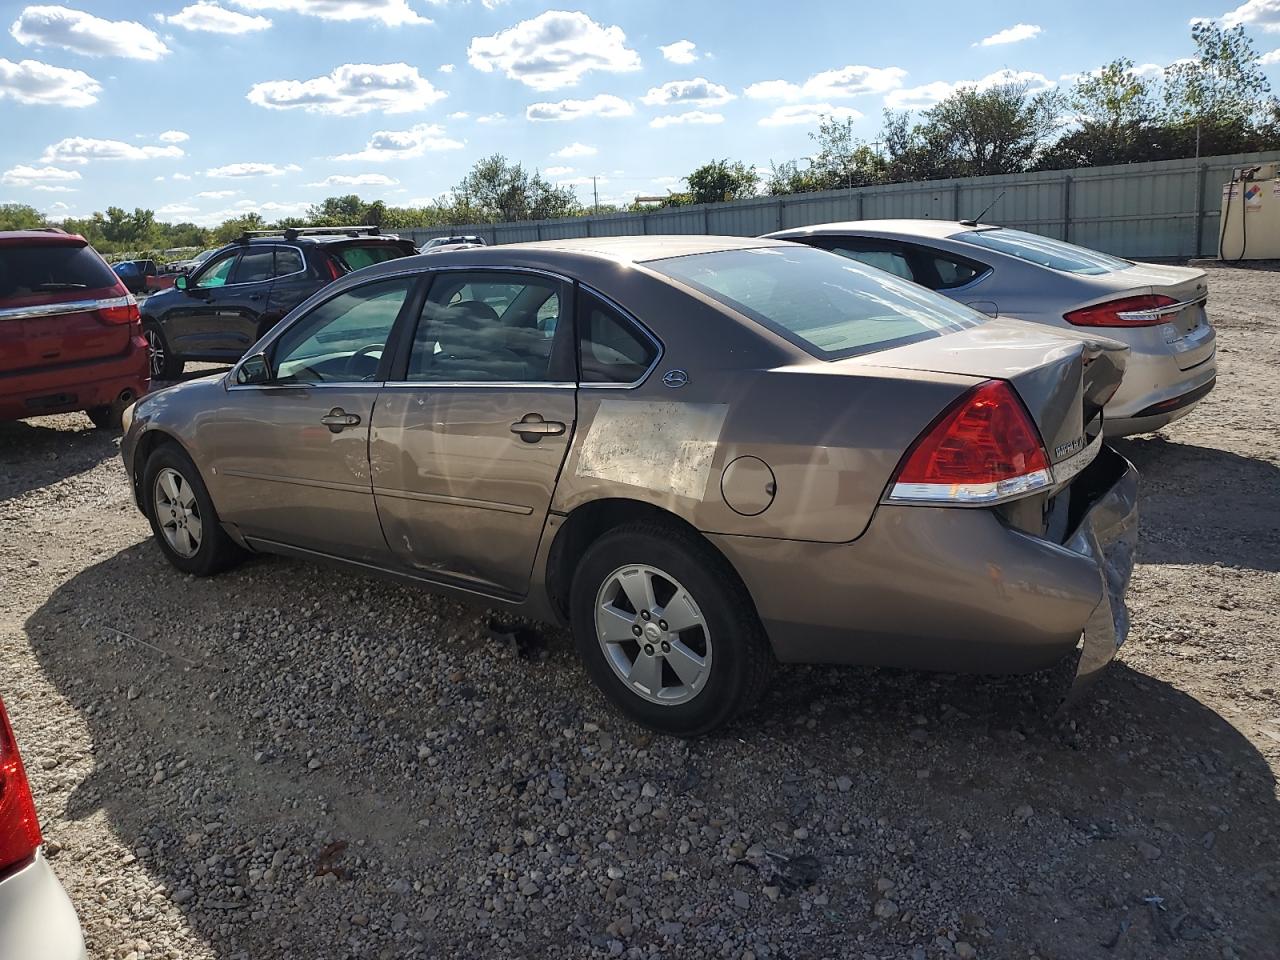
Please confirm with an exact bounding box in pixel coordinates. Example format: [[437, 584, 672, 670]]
[[143, 319, 183, 381], [142, 443, 242, 576], [569, 522, 774, 736]]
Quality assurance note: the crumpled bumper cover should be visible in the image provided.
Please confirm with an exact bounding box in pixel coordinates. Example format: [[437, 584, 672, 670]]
[[1063, 445, 1140, 698]]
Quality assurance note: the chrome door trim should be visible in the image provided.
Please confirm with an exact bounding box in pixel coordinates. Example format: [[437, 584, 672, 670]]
[[0, 294, 134, 322], [380, 380, 576, 389], [219, 469, 372, 494], [576, 282, 664, 390], [371, 485, 534, 515]]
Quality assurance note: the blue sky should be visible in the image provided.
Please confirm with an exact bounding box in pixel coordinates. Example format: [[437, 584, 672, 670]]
[[2, 0, 1279, 225]]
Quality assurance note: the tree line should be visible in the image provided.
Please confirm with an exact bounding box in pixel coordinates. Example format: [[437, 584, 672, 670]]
[[2, 21, 1275, 250]]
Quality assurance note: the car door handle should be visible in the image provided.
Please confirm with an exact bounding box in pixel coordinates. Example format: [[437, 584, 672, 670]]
[[248, 293, 262, 301], [320, 408, 362, 433], [510, 413, 565, 442]]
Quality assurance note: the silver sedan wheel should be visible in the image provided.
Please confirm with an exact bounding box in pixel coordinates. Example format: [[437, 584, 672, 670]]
[[595, 564, 713, 706], [153, 467, 202, 558]]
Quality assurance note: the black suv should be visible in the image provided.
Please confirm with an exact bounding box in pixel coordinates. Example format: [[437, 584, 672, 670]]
[[139, 226, 417, 379]]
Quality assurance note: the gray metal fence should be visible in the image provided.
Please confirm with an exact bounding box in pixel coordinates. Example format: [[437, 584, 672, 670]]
[[403, 151, 1280, 260]]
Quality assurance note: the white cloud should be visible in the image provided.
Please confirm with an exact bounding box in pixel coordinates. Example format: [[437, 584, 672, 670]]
[[468, 10, 640, 91], [659, 39, 697, 64], [746, 65, 907, 102], [31, 184, 75, 192], [527, 93, 632, 122], [885, 69, 1054, 109], [185, 197, 310, 227], [641, 77, 734, 107], [332, 122, 464, 161], [1223, 0, 1280, 31], [1, 163, 82, 187], [975, 23, 1042, 46], [555, 174, 607, 189], [543, 165, 573, 176], [307, 173, 399, 187], [157, 2, 272, 34], [196, 189, 238, 198], [758, 103, 862, 127], [173, 172, 192, 180], [158, 129, 190, 143], [0, 57, 100, 107], [476, 112, 505, 123], [153, 175, 165, 182], [439, 63, 454, 73], [448, 110, 469, 119], [552, 142, 596, 158], [228, 0, 430, 26], [650, 110, 725, 128], [248, 62, 445, 115], [11, 5, 169, 61], [157, 203, 200, 216], [48, 200, 70, 211], [1260, 48, 1280, 63], [206, 161, 301, 177], [41, 136, 184, 164]]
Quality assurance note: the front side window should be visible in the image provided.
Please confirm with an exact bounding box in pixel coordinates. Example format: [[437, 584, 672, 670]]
[[270, 276, 413, 383], [578, 293, 657, 384], [650, 245, 983, 360], [194, 252, 237, 289], [956, 228, 1132, 276], [406, 272, 561, 382]]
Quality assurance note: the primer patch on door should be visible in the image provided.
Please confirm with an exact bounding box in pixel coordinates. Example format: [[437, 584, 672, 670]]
[[576, 400, 729, 501]]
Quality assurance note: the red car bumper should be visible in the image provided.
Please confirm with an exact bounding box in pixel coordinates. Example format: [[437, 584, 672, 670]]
[[0, 332, 150, 422]]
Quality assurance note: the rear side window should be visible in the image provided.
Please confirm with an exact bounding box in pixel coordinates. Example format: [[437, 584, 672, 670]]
[[330, 243, 411, 272], [650, 245, 983, 360], [274, 247, 303, 276], [0, 243, 118, 300], [956, 228, 1131, 275], [578, 292, 658, 384], [929, 253, 985, 288]]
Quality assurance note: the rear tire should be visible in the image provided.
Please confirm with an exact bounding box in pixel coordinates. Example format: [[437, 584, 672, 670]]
[[86, 403, 123, 430], [569, 521, 774, 737], [144, 320, 183, 381], [142, 443, 242, 576]]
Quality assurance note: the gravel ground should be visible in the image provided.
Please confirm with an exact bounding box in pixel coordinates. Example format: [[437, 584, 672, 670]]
[[1, 264, 1277, 960]]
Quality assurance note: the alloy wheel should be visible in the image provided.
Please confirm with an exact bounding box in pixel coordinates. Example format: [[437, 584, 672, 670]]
[[594, 564, 713, 706], [146, 328, 165, 379], [153, 467, 202, 558]]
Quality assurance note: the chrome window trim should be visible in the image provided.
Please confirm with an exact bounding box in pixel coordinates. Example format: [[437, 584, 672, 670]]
[[382, 381, 576, 389], [227, 380, 384, 392], [0, 294, 133, 322], [576, 283, 664, 390], [191, 243, 308, 290]]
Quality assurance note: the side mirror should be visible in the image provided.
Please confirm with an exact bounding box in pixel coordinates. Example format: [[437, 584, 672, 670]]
[[236, 353, 272, 385], [174, 274, 189, 291]]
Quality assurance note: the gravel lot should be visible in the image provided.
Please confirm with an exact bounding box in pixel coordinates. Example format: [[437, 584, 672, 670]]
[[1, 264, 1277, 960]]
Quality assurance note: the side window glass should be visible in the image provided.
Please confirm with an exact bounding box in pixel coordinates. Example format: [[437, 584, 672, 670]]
[[229, 248, 274, 285], [827, 245, 914, 282], [193, 252, 237, 289], [270, 277, 413, 384], [407, 273, 561, 383], [274, 247, 303, 277], [930, 254, 984, 289], [578, 293, 657, 384]]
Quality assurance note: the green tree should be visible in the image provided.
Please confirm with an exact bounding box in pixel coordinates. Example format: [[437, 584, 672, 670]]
[[685, 159, 759, 204], [1163, 22, 1272, 128], [212, 213, 265, 244], [0, 203, 46, 230], [768, 115, 887, 194], [447, 154, 581, 222]]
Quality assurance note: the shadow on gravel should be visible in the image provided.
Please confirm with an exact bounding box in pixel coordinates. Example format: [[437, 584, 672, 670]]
[[1111, 436, 1280, 572], [24, 539, 1280, 960], [0, 417, 120, 503]]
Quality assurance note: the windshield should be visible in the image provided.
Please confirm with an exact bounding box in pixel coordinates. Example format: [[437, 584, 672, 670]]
[[955, 228, 1132, 275], [332, 243, 411, 271], [649, 245, 985, 359]]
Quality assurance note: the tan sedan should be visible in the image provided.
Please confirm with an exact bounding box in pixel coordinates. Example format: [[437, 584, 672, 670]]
[[120, 237, 1138, 735]]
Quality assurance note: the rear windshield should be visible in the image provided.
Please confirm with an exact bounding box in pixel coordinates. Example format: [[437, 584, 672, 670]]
[[331, 242, 412, 272], [955, 228, 1132, 275], [0, 242, 118, 301], [649, 245, 984, 359]]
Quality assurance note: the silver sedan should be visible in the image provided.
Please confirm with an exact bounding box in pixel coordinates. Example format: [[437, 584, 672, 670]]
[[765, 220, 1216, 435]]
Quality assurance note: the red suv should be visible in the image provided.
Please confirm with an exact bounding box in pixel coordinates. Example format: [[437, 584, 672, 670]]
[[0, 229, 149, 428]]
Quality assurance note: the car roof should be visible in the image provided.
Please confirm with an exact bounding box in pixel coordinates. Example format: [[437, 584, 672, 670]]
[[238, 233, 407, 247], [423, 234, 787, 264], [766, 219, 992, 242], [0, 229, 85, 246]]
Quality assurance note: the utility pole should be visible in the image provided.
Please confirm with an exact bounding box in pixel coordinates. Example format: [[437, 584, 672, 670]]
[[592, 176, 599, 214]]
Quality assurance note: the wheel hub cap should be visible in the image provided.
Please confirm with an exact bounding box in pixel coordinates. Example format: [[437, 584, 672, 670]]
[[153, 467, 202, 558]]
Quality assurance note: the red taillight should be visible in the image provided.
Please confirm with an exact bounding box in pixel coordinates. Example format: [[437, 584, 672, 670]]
[[887, 380, 1052, 505], [1065, 294, 1178, 327], [0, 699, 42, 874], [97, 295, 141, 325]]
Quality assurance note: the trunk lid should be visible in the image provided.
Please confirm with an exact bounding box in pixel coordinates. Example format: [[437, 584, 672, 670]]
[[1096, 261, 1212, 371], [0, 237, 132, 375], [850, 318, 1128, 468]]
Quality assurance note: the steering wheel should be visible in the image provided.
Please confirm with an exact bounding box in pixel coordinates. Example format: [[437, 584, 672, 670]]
[[345, 343, 383, 380]]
